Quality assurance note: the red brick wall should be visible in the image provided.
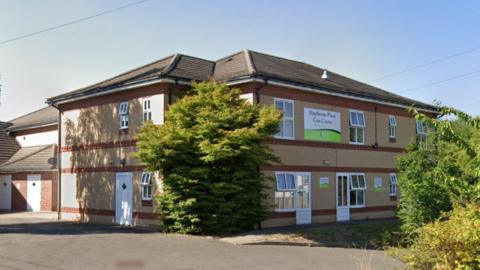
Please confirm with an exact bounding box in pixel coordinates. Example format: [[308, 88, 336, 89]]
[[4, 171, 58, 211]]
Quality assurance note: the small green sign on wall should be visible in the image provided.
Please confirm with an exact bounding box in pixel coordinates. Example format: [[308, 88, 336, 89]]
[[319, 177, 329, 189], [374, 177, 382, 192]]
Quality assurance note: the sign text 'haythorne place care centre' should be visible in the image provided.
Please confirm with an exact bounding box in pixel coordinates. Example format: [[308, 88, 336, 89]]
[[304, 108, 341, 142]]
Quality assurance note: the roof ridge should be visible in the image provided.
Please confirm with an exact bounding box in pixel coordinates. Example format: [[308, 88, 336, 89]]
[[0, 144, 54, 168], [215, 50, 245, 62], [247, 50, 322, 69], [161, 53, 182, 76], [243, 49, 256, 75]]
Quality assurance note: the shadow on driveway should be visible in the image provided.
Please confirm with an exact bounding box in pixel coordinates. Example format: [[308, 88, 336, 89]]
[[0, 221, 156, 235]]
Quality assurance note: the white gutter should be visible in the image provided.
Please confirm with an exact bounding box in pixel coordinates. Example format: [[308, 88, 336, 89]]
[[227, 78, 438, 114], [50, 75, 437, 114], [50, 78, 190, 105]]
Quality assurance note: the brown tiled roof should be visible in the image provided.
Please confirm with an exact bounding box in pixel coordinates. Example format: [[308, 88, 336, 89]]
[[0, 144, 57, 172], [220, 50, 436, 110], [8, 106, 58, 132], [0, 122, 20, 164], [47, 54, 214, 104], [47, 50, 436, 111]]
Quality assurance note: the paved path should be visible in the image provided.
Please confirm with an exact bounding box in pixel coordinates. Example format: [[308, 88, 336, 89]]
[[0, 212, 404, 270]]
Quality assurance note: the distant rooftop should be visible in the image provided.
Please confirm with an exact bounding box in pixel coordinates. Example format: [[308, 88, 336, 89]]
[[0, 122, 20, 164], [8, 106, 58, 132], [0, 144, 57, 172]]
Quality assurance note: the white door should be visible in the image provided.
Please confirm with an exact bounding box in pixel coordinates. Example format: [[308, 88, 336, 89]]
[[27, 175, 41, 212], [115, 172, 133, 226], [296, 173, 312, 225], [0, 175, 12, 210], [336, 173, 350, 222]]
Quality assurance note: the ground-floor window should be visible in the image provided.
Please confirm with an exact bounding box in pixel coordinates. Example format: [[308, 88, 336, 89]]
[[274, 172, 311, 211], [141, 172, 153, 200], [274, 172, 295, 210], [349, 173, 366, 207]]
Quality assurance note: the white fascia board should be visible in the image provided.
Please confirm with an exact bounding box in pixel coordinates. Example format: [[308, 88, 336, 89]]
[[51, 78, 190, 106]]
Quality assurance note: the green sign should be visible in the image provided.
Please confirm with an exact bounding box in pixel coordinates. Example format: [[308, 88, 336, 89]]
[[304, 108, 341, 142], [319, 177, 329, 189]]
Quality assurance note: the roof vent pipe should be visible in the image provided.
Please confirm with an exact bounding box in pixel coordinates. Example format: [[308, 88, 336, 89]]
[[321, 70, 329, 80]]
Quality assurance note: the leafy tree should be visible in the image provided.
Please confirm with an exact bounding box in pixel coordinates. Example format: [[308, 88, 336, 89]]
[[136, 81, 281, 234], [397, 106, 480, 239]]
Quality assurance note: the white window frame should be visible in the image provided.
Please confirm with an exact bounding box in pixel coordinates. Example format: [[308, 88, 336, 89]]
[[274, 98, 295, 140], [141, 172, 153, 201], [274, 171, 311, 213], [349, 110, 366, 145], [143, 98, 152, 123], [274, 172, 296, 212], [388, 115, 397, 138], [416, 120, 428, 142], [389, 173, 398, 196], [119, 102, 129, 129], [349, 173, 366, 208]]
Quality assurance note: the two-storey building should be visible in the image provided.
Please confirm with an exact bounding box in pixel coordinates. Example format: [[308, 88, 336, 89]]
[[46, 50, 437, 227]]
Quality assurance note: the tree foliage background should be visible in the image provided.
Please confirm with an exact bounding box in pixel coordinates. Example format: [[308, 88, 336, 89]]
[[397, 106, 480, 239], [136, 81, 281, 234]]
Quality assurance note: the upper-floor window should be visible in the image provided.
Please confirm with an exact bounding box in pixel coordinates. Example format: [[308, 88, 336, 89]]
[[416, 120, 428, 143], [274, 98, 294, 139], [349, 173, 366, 207], [143, 98, 152, 122], [119, 102, 129, 129], [388, 115, 397, 138], [141, 171, 153, 201], [389, 173, 398, 196], [349, 110, 365, 144]]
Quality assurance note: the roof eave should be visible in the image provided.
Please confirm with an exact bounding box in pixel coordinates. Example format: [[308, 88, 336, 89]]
[[226, 75, 438, 114], [46, 76, 192, 106]]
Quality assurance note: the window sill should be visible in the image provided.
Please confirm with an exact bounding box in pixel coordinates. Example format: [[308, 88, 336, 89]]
[[142, 200, 153, 207], [273, 136, 295, 140], [349, 205, 366, 209], [348, 142, 365, 145], [274, 209, 295, 212], [389, 137, 396, 143], [119, 129, 129, 135]]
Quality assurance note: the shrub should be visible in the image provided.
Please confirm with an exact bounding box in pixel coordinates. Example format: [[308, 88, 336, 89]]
[[397, 108, 480, 239], [136, 81, 281, 235], [403, 203, 480, 270]]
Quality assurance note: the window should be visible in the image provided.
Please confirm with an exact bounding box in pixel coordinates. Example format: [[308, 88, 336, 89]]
[[389, 173, 397, 196], [275, 172, 296, 210], [349, 174, 366, 207], [416, 120, 428, 143], [119, 102, 129, 129], [349, 110, 365, 144], [143, 98, 152, 122], [141, 172, 153, 200], [388, 115, 397, 138], [274, 98, 294, 139]]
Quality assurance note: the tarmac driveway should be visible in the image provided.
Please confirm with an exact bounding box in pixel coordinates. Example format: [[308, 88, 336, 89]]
[[0, 212, 404, 270]]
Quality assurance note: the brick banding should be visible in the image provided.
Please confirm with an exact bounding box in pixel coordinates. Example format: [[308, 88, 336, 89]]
[[61, 207, 159, 220], [270, 205, 396, 219]]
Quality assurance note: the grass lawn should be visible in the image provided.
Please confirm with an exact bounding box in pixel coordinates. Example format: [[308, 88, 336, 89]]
[[225, 220, 404, 250]]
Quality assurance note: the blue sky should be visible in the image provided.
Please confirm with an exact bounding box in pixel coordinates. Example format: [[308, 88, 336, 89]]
[[1, 0, 479, 120]]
